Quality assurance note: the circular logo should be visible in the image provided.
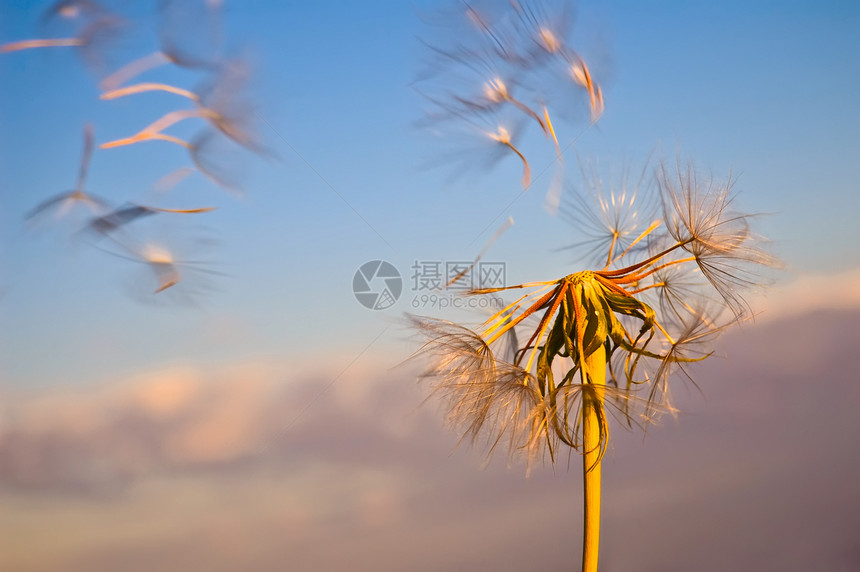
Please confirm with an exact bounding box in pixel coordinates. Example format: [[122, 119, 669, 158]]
[[353, 260, 402, 310]]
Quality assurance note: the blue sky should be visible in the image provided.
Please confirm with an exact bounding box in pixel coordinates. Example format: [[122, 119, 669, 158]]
[[1, 1, 859, 380], [2, 2, 860, 570]]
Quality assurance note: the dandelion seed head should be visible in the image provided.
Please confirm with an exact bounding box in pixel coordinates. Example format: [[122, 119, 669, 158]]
[[570, 62, 588, 86], [141, 244, 174, 265], [488, 126, 511, 144], [483, 77, 509, 102], [413, 6, 774, 478], [657, 160, 776, 318], [538, 27, 561, 53], [59, 5, 80, 18]]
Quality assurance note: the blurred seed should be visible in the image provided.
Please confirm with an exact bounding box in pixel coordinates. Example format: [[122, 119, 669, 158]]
[[488, 126, 532, 188], [85, 203, 215, 237], [27, 125, 110, 223]]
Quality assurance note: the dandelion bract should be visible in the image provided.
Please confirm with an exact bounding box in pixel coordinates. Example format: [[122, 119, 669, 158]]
[[413, 151, 774, 571]]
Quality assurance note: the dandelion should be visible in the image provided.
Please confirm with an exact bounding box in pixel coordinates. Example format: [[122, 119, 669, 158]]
[[561, 158, 658, 266], [418, 108, 534, 190], [100, 58, 264, 155], [99, 81, 201, 103], [487, 125, 532, 188], [83, 203, 216, 238], [568, 55, 604, 123], [98, 108, 208, 150], [195, 59, 266, 154], [42, 0, 105, 22], [27, 124, 110, 224], [140, 243, 181, 293], [8, 2, 244, 299], [413, 159, 773, 571], [2, 5, 122, 72], [151, 167, 197, 194], [94, 233, 220, 300], [98, 0, 223, 92], [188, 129, 247, 194], [132, 240, 220, 299], [99, 57, 264, 194], [417, 0, 601, 187]]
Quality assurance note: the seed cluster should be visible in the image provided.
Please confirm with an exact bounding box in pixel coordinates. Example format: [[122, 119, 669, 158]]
[[4, 1, 265, 299], [413, 2, 775, 469]]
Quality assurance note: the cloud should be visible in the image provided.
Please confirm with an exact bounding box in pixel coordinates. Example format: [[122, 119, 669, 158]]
[[1, 305, 859, 570], [749, 267, 860, 324]]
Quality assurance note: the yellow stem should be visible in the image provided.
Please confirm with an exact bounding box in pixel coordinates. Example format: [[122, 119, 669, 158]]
[[628, 281, 665, 295], [582, 344, 606, 572], [483, 287, 556, 345], [599, 240, 689, 279], [542, 105, 560, 151], [653, 319, 676, 345], [615, 256, 696, 285], [523, 283, 568, 372], [604, 232, 618, 269], [484, 292, 530, 325], [472, 279, 556, 295], [611, 219, 662, 266]]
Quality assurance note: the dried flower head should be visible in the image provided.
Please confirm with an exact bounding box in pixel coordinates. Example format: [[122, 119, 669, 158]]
[[414, 159, 774, 468]]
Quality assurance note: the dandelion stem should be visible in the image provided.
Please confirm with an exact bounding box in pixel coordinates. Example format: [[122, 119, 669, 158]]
[[599, 239, 690, 279], [100, 51, 171, 91], [542, 105, 560, 152], [653, 318, 676, 345], [605, 232, 618, 269], [472, 279, 556, 294], [610, 219, 663, 267], [503, 140, 531, 188], [142, 109, 215, 135], [101, 132, 192, 150], [100, 109, 212, 149], [100, 82, 200, 102], [629, 281, 665, 295], [0, 38, 82, 52], [613, 256, 697, 285], [582, 344, 606, 572]]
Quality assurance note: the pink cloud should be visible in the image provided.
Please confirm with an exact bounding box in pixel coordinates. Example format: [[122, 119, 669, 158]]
[[1, 306, 859, 571]]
